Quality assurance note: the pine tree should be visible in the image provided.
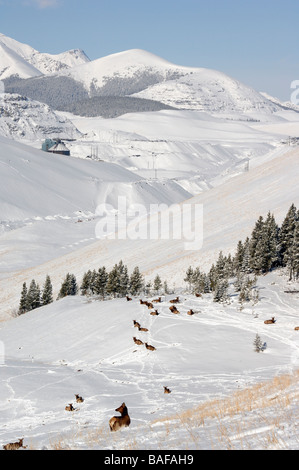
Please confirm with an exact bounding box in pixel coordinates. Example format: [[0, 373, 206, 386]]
[[153, 274, 162, 294], [129, 266, 144, 296], [286, 220, 299, 280], [58, 273, 78, 299], [213, 278, 229, 303], [27, 279, 41, 311], [234, 240, 244, 273], [279, 204, 298, 266], [106, 264, 121, 297], [42, 275, 53, 306], [95, 266, 108, 299], [80, 270, 92, 296], [184, 266, 194, 291], [253, 334, 263, 353], [118, 261, 129, 297], [19, 282, 28, 315]]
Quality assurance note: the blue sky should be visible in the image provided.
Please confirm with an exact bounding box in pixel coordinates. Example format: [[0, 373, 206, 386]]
[[0, 0, 298, 100]]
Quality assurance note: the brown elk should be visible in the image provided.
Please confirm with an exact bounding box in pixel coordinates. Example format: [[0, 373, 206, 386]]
[[187, 309, 195, 315], [195, 293, 202, 298], [140, 299, 145, 305], [164, 386, 171, 394], [169, 305, 179, 314], [153, 297, 162, 303], [138, 326, 149, 332], [75, 394, 84, 403], [109, 403, 131, 432], [147, 302, 154, 309], [133, 320, 141, 329], [133, 337, 144, 345], [126, 296, 132, 301], [3, 438, 26, 451], [169, 296, 180, 304], [145, 343, 156, 351], [264, 317, 276, 324], [150, 309, 160, 316], [65, 403, 75, 412], [294, 327, 299, 331]]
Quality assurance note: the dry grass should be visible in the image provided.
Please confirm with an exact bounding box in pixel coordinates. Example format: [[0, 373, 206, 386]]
[[46, 370, 299, 450]]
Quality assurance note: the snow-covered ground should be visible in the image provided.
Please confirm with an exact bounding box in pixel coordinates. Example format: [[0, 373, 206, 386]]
[[0, 269, 298, 450], [0, 33, 299, 451]]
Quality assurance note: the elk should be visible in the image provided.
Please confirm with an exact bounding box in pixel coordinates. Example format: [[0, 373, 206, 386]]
[[264, 317, 276, 324], [195, 293, 202, 298], [169, 296, 180, 304], [187, 309, 195, 316], [109, 403, 131, 432], [133, 337, 144, 345], [3, 438, 26, 451], [133, 320, 141, 329], [75, 394, 84, 403], [147, 302, 154, 309], [294, 327, 299, 331], [138, 326, 149, 332], [145, 343, 156, 351], [164, 386, 171, 394], [169, 305, 179, 314], [140, 299, 145, 305], [65, 403, 76, 412], [150, 309, 159, 316], [126, 296, 132, 301], [153, 297, 162, 303]]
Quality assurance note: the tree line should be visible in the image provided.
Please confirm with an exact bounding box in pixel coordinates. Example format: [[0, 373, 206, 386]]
[[184, 203, 299, 303], [18, 261, 168, 316]]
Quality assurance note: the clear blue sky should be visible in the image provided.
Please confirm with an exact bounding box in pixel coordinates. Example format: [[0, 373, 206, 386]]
[[1, 0, 298, 100]]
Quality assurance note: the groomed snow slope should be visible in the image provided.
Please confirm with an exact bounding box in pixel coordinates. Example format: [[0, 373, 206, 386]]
[[0, 145, 298, 319]]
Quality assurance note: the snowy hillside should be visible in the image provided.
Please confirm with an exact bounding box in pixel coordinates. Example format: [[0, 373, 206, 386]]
[[55, 48, 279, 116], [0, 94, 81, 142], [0, 33, 90, 80], [0, 269, 298, 450]]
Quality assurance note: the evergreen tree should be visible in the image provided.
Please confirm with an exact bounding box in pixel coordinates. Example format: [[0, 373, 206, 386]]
[[95, 266, 108, 299], [118, 261, 129, 297], [279, 204, 298, 266], [42, 275, 53, 306], [80, 270, 92, 296], [253, 334, 263, 353], [249, 216, 264, 272], [129, 266, 144, 296], [234, 240, 244, 273], [241, 237, 251, 274], [153, 274, 162, 294], [58, 273, 78, 299], [106, 264, 121, 297], [19, 282, 28, 315], [184, 266, 194, 291], [213, 278, 229, 303], [27, 279, 41, 311], [286, 220, 299, 280]]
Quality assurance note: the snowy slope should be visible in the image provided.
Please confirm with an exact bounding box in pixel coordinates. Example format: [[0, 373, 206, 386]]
[[0, 134, 192, 222], [0, 33, 90, 79], [0, 94, 81, 142], [0, 143, 298, 320], [56, 48, 279, 115], [0, 270, 298, 450]]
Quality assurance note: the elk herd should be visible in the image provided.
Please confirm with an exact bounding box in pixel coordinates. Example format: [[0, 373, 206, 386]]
[[3, 288, 298, 447]]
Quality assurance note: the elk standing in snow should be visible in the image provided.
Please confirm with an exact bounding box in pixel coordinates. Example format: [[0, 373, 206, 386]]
[[109, 403, 131, 432]]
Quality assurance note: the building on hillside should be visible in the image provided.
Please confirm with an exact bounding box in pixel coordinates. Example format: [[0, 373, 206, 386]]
[[42, 138, 71, 156]]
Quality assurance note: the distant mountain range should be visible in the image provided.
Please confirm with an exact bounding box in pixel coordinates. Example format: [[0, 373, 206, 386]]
[[1, 33, 290, 119]]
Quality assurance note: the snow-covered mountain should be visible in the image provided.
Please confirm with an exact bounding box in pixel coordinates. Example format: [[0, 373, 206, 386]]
[[0, 33, 90, 80], [1, 35, 280, 117], [56, 48, 279, 115], [0, 93, 81, 142]]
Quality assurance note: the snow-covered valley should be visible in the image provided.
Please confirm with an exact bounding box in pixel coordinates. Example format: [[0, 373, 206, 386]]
[[0, 33, 298, 451]]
